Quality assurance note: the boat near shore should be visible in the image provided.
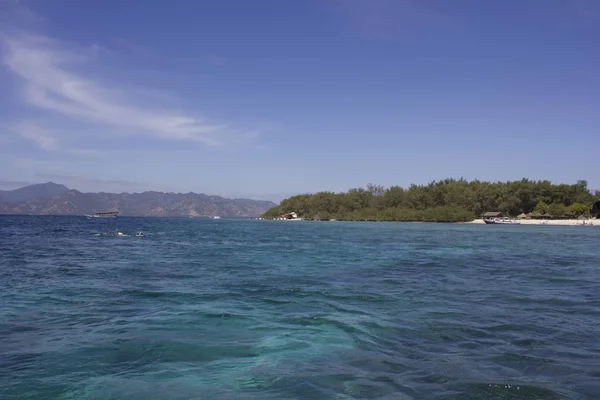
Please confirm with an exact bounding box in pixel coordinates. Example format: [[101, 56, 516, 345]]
[[277, 212, 303, 221], [483, 217, 520, 225], [480, 211, 520, 225]]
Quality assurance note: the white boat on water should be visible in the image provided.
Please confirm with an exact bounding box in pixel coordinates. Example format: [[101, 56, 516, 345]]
[[85, 211, 119, 219], [483, 217, 520, 225], [277, 212, 303, 221], [213, 216, 221, 219]]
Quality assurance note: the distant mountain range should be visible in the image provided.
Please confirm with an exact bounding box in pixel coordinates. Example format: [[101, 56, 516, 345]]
[[0, 182, 69, 203], [0, 182, 276, 217]]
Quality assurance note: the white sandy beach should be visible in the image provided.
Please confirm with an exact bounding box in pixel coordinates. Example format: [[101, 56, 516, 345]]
[[467, 219, 598, 226]]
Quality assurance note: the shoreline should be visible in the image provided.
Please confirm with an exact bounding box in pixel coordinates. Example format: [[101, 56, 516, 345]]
[[271, 218, 599, 226], [466, 218, 598, 226], [5, 214, 598, 226]]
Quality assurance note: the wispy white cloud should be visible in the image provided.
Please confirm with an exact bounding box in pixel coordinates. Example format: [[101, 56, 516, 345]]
[[17, 122, 58, 151], [0, 0, 43, 31], [566, 0, 599, 18], [227, 191, 295, 203], [13, 157, 68, 171], [1, 33, 254, 147], [14, 122, 101, 155], [0, 179, 31, 190], [332, 0, 450, 39], [35, 173, 141, 189]]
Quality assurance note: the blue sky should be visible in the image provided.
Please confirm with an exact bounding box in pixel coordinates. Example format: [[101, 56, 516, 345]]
[[1, 0, 599, 200]]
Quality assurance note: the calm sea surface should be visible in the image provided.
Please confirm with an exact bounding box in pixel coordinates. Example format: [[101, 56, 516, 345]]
[[1, 216, 599, 399]]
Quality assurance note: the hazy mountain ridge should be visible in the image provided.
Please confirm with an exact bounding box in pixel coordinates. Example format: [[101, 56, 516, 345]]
[[0, 182, 69, 203], [0, 183, 276, 217]]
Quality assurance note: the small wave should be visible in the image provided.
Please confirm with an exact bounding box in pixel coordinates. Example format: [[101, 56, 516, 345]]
[[440, 382, 567, 400], [493, 352, 554, 364], [510, 296, 592, 307]]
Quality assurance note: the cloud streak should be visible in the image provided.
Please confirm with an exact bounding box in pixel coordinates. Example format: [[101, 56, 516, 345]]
[[13, 158, 68, 171], [36, 173, 141, 188], [2, 33, 249, 147], [0, 179, 31, 190], [15, 122, 101, 155], [17, 122, 58, 151], [333, 0, 450, 39]]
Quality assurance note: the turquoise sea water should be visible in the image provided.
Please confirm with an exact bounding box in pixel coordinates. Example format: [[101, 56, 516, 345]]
[[1, 216, 599, 399]]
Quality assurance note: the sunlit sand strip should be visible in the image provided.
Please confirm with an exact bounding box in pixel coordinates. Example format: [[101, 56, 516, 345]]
[[467, 219, 598, 226]]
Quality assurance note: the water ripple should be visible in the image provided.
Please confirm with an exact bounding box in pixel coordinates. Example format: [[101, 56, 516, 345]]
[[1, 216, 599, 399]]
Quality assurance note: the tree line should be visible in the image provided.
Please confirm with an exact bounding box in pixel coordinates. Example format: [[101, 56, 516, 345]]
[[262, 179, 600, 222]]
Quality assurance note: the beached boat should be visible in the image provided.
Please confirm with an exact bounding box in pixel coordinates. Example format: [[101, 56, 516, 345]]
[[483, 217, 520, 225], [86, 211, 119, 219]]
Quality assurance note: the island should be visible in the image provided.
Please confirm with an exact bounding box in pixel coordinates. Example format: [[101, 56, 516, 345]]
[[262, 179, 600, 223]]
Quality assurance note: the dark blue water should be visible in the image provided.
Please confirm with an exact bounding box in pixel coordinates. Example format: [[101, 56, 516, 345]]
[[1, 216, 599, 399]]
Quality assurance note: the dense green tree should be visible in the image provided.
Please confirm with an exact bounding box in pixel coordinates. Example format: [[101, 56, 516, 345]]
[[546, 203, 569, 218], [382, 186, 404, 208], [532, 201, 549, 215], [568, 203, 590, 218], [262, 178, 595, 222]]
